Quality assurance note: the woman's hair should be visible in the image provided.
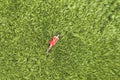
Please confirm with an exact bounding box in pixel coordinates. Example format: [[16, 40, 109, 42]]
[[57, 32, 61, 35]]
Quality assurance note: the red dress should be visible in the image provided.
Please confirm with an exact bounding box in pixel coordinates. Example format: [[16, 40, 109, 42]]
[[49, 36, 59, 46]]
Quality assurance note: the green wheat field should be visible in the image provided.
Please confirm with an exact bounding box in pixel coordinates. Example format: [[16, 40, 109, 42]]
[[0, 0, 120, 80]]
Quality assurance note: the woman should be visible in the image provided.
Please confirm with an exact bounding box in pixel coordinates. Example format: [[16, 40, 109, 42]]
[[47, 34, 60, 53]]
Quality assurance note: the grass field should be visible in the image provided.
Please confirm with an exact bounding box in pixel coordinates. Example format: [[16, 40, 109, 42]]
[[0, 0, 120, 80]]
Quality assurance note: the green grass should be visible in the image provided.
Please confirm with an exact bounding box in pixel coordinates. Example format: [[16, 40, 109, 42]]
[[0, 0, 120, 80]]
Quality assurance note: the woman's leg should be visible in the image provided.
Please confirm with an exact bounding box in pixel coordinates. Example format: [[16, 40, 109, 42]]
[[47, 44, 52, 53]]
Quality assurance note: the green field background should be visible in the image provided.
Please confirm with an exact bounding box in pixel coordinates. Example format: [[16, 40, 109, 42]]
[[0, 0, 120, 80]]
